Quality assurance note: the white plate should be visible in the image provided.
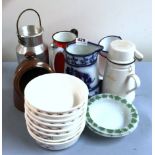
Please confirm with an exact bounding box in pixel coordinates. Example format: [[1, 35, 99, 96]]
[[86, 93, 139, 137], [24, 73, 89, 113]]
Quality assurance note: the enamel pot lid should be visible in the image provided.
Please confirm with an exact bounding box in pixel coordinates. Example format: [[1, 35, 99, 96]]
[[13, 52, 54, 112]]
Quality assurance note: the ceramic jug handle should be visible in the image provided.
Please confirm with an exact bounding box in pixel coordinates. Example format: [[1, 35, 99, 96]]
[[127, 74, 141, 93]]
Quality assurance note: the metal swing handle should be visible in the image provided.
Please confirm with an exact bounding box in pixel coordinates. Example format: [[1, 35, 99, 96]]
[[16, 8, 42, 38]]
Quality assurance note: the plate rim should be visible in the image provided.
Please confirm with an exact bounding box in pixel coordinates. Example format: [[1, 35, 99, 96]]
[[86, 93, 139, 137]]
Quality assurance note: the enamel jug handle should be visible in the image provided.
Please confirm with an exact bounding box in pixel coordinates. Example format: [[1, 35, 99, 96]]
[[126, 74, 141, 94]]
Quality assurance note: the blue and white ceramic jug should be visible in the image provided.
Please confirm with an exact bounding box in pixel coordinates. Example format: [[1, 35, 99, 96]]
[[64, 38, 103, 97]]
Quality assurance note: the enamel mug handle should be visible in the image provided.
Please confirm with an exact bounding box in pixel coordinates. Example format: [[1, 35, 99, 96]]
[[70, 29, 78, 37], [51, 45, 65, 73], [127, 74, 141, 93]]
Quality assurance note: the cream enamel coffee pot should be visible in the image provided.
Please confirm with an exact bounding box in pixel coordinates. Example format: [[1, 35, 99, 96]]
[[102, 40, 143, 103]]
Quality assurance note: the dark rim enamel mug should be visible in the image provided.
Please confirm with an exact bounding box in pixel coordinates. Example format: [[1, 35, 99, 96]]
[[52, 29, 78, 48], [51, 29, 78, 73]]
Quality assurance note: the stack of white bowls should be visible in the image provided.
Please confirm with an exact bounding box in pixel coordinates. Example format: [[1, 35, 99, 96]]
[[24, 73, 89, 150]]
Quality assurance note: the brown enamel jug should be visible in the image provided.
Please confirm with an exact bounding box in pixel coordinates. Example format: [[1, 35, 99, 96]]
[[13, 52, 54, 112]]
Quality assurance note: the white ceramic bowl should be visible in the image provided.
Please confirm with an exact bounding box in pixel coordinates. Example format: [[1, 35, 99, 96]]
[[24, 73, 89, 113], [36, 134, 80, 150], [25, 112, 86, 134], [36, 137, 79, 150], [25, 104, 85, 123], [25, 100, 87, 121], [26, 117, 85, 141], [25, 110, 86, 130], [27, 124, 84, 150], [26, 120, 85, 143]]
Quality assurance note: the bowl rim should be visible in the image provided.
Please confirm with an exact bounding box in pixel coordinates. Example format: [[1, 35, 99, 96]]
[[25, 111, 85, 128], [26, 116, 85, 137], [26, 122, 84, 145], [25, 112, 85, 134], [25, 103, 86, 123], [26, 120, 85, 143], [25, 99, 87, 118], [24, 73, 89, 113]]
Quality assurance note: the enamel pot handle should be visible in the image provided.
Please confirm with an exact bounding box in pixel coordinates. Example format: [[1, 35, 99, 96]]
[[135, 49, 144, 61], [127, 74, 141, 93]]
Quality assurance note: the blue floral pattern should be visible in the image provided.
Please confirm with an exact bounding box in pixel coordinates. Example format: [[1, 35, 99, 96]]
[[65, 52, 98, 67], [66, 67, 95, 89]]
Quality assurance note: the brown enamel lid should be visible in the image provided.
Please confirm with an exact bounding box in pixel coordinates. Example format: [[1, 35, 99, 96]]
[[14, 52, 54, 112]]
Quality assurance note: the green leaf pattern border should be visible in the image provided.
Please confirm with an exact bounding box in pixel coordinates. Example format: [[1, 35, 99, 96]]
[[86, 93, 139, 137]]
